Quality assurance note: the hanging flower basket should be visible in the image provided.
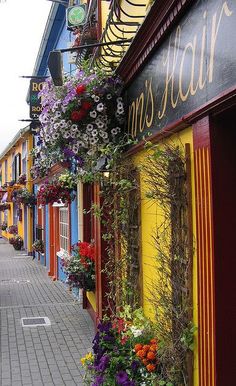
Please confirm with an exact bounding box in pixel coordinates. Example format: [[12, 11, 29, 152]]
[[31, 67, 125, 179], [17, 174, 27, 185], [32, 239, 44, 253], [0, 203, 10, 211], [37, 181, 75, 206], [14, 188, 36, 207], [8, 224, 18, 235]]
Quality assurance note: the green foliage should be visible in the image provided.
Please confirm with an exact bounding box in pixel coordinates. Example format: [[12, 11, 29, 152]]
[[180, 322, 197, 351]]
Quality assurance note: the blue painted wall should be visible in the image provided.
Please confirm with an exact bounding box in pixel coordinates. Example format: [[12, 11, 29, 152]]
[[45, 205, 50, 269]]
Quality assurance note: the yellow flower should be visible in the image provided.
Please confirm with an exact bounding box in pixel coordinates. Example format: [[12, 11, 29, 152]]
[[80, 352, 94, 366]]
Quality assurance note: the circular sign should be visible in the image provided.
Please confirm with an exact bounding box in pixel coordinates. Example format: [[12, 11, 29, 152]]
[[68, 6, 86, 26]]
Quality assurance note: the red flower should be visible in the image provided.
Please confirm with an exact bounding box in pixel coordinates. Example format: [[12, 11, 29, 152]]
[[76, 84, 86, 95], [82, 101, 92, 111], [71, 109, 87, 121]]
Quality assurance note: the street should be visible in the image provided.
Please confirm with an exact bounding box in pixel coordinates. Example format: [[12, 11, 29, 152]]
[[0, 238, 94, 386]]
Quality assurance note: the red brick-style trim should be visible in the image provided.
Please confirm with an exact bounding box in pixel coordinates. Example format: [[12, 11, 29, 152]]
[[193, 117, 216, 386], [117, 0, 194, 85]]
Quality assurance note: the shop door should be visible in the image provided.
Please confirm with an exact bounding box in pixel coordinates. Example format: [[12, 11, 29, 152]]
[[211, 107, 236, 386]]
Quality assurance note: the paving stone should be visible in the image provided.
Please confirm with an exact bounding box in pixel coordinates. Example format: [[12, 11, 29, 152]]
[[0, 239, 94, 386]]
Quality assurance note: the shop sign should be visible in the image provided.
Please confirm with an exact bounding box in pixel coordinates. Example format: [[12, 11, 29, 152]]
[[29, 79, 45, 119], [66, 5, 87, 29], [127, 0, 236, 140]]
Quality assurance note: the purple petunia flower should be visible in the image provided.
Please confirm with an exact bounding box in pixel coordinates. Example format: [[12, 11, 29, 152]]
[[92, 375, 104, 386], [97, 321, 112, 333], [116, 371, 129, 385], [63, 148, 75, 158], [131, 360, 140, 373], [95, 355, 110, 372]]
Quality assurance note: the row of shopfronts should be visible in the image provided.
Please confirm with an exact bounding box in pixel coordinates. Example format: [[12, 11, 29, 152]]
[[1, 0, 236, 385]]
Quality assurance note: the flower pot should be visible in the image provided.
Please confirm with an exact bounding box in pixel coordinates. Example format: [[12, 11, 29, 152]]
[[13, 245, 22, 251]]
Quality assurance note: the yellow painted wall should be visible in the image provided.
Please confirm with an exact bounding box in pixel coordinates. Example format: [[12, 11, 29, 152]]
[[87, 291, 97, 312], [132, 127, 198, 385], [100, 0, 149, 68], [0, 131, 33, 252]]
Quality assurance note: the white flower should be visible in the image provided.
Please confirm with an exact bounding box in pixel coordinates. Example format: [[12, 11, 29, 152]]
[[117, 101, 123, 109], [54, 123, 59, 130], [97, 121, 104, 129], [111, 128, 118, 135], [45, 135, 50, 142], [117, 97, 122, 103], [106, 94, 112, 100], [87, 149, 95, 156], [94, 95, 100, 102], [86, 124, 93, 131], [77, 140, 84, 147], [90, 137, 98, 145], [97, 103, 104, 112], [90, 110, 97, 118], [70, 132, 76, 138], [83, 134, 89, 141], [55, 111, 61, 118], [130, 326, 143, 337], [72, 145, 79, 153], [60, 120, 66, 128], [63, 131, 70, 139], [50, 117, 55, 124], [71, 124, 78, 132], [92, 129, 98, 137], [99, 130, 105, 138], [117, 107, 124, 115], [52, 132, 59, 140]]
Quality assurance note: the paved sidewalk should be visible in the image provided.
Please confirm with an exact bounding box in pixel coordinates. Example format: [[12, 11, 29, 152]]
[[0, 238, 95, 386]]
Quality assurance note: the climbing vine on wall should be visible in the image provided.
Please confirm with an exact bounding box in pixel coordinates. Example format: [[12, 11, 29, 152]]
[[98, 160, 141, 316], [142, 142, 194, 385]]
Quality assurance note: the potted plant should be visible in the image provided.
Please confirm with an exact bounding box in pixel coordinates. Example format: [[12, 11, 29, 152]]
[[81, 311, 159, 385], [17, 173, 27, 185], [9, 235, 23, 250], [62, 241, 95, 291]]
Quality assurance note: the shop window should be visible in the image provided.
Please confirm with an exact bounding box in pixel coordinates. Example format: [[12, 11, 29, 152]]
[[15, 153, 21, 181], [36, 206, 44, 242], [59, 207, 69, 252], [4, 159, 8, 184], [22, 141, 27, 175], [12, 152, 15, 182]]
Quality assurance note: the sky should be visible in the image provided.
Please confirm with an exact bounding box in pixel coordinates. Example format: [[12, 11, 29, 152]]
[[0, 0, 52, 154]]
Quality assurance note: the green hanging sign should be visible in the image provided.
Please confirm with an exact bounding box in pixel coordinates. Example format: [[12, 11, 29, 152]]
[[66, 5, 87, 29]]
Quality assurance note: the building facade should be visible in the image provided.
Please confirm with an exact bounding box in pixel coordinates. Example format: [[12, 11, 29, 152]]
[[0, 126, 33, 253]]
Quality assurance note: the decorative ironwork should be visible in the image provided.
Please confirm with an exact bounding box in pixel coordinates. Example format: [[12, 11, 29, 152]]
[[75, 0, 147, 72]]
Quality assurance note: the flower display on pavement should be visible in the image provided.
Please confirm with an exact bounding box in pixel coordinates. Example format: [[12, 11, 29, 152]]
[[81, 309, 160, 385], [31, 66, 125, 179]]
